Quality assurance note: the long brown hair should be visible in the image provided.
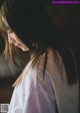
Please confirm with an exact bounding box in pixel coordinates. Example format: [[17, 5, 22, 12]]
[[0, 6, 30, 72], [0, 6, 78, 86]]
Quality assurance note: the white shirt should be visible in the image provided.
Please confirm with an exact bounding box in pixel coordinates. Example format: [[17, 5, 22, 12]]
[[8, 49, 79, 113]]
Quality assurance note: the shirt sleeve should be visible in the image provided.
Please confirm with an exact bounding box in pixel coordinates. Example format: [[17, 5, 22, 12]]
[[23, 66, 58, 113], [8, 64, 57, 113], [8, 86, 23, 113]]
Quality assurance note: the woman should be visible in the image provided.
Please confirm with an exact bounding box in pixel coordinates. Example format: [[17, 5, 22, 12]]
[[0, 0, 79, 113]]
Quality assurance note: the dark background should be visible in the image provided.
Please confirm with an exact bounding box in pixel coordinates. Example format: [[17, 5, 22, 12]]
[[0, 1, 80, 105]]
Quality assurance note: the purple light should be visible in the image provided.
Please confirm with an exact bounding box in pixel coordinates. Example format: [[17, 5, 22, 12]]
[[52, 1, 80, 4]]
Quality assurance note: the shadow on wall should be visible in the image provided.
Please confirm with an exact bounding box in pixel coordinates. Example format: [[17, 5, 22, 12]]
[[46, 4, 80, 35], [46, 3, 80, 66]]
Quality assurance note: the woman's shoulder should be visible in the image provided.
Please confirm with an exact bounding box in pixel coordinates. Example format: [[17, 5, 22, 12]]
[[14, 48, 63, 87], [38, 48, 63, 69]]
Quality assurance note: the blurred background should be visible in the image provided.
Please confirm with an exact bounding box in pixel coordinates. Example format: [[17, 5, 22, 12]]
[[0, 1, 80, 104]]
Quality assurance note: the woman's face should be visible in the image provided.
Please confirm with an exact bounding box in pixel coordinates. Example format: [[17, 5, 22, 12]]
[[8, 32, 29, 51], [2, 17, 29, 51]]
